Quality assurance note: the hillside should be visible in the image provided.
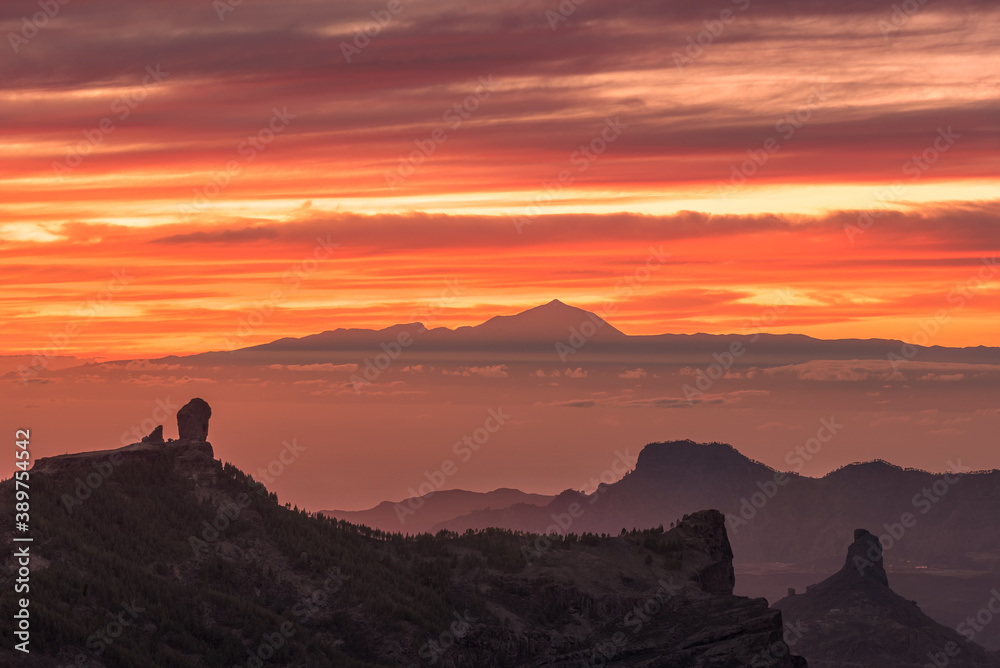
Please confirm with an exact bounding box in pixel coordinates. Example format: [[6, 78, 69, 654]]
[[773, 529, 1000, 667], [0, 402, 805, 667]]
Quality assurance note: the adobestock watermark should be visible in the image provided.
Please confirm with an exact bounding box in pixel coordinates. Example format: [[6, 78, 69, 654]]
[[844, 126, 960, 243], [212, 0, 245, 21], [7, 0, 71, 54], [555, 246, 671, 362], [410, 279, 463, 332], [58, 451, 126, 515], [119, 397, 181, 446], [394, 408, 511, 525], [18, 268, 134, 383], [385, 77, 498, 189], [251, 438, 306, 487], [716, 85, 829, 199], [681, 289, 793, 403], [52, 66, 169, 176], [783, 417, 844, 472], [672, 0, 751, 69], [887, 256, 997, 372], [350, 279, 463, 392], [188, 492, 254, 557], [544, 0, 587, 30], [407, 610, 477, 666], [289, 566, 351, 620], [852, 458, 971, 576], [520, 449, 637, 563], [878, 0, 930, 43], [190, 439, 303, 557], [955, 588, 1000, 645], [181, 107, 296, 216], [727, 417, 844, 534], [70, 600, 145, 666], [512, 116, 629, 233], [348, 328, 415, 394], [340, 0, 409, 63], [222, 236, 338, 350], [235, 620, 296, 668], [750, 620, 808, 667], [581, 576, 683, 666], [917, 589, 1000, 668]]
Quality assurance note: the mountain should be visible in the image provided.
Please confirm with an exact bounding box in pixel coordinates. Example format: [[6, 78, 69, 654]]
[[131, 299, 1000, 366], [0, 400, 806, 667], [418, 440, 1000, 651], [430, 440, 1000, 570], [773, 529, 1000, 667], [321, 488, 554, 536], [455, 299, 627, 342], [236, 299, 624, 354]]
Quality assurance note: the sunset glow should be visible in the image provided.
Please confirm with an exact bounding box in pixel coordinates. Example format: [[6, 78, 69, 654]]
[[2, 0, 997, 357]]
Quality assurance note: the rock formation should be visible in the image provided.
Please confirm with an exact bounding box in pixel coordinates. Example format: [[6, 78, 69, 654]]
[[774, 528, 1000, 667], [141, 425, 164, 444], [841, 527, 889, 587], [177, 397, 211, 441]]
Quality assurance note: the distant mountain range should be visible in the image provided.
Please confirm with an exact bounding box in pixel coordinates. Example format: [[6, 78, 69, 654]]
[[321, 488, 554, 535], [327, 439, 1000, 571], [324, 439, 1000, 654], [156, 299, 1000, 365]]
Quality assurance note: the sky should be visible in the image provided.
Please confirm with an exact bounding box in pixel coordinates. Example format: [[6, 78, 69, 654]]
[[2, 0, 998, 358]]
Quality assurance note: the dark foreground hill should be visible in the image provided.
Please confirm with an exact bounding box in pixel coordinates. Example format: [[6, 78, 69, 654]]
[[410, 440, 1000, 652], [0, 423, 805, 666], [774, 529, 1000, 667]]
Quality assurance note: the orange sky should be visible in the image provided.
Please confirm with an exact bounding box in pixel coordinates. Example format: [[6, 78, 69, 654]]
[[2, 0, 998, 358]]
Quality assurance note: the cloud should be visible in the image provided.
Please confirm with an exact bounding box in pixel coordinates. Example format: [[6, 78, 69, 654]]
[[267, 363, 358, 372], [764, 360, 1000, 382], [550, 388, 769, 409], [619, 368, 646, 379], [105, 361, 184, 371], [442, 365, 508, 377], [121, 375, 218, 386], [917, 373, 965, 381], [152, 226, 280, 245]]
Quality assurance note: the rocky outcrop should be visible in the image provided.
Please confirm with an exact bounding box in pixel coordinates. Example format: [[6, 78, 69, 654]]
[[33, 399, 214, 477], [141, 425, 164, 443], [839, 528, 889, 587], [673, 509, 737, 595], [177, 397, 211, 441], [774, 528, 1000, 667], [32, 440, 214, 477]]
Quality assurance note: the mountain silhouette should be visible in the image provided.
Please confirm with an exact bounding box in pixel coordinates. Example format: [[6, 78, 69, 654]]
[[773, 529, 1000, 667], [455, 299, 626, 341], [429, 440, 1000, 571], [321, 488, 554, 535], [146, 300, 1000, 365], [0, 400, 807, 667]]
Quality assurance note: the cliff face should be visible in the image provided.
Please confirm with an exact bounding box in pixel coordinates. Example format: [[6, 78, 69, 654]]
[[0, 401, 806, 667]]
